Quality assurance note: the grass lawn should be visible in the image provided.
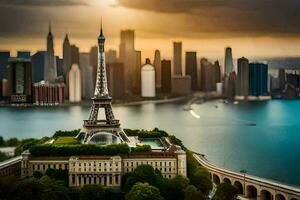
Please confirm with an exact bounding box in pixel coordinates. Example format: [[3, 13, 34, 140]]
[[53, 137, 80, 145]]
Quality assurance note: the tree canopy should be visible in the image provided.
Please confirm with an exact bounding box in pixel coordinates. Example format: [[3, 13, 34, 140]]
[[125, 182, 164, 200]]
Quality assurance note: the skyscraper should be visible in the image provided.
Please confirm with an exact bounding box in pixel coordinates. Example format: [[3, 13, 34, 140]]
[[79, 52, 91, 99], [7, 58, 32, 103], [106, 49, 117, 64], [31, 51, 46, 83], [153, 50, 161, 89], [133, 50, 141, 95], [224, 47, 233, 75], [236, 57, 249, 97], [200, 58, 219, 91], [278, 68, 286, 90], [249, 63, 268, 97], [90, 46, 98, 86], [141, 59, 156, 98], [63, 34, 72, 79], [68, 64, 82, 102], [44, 24, 57, 82], [107, 62, 125, 99], [119, 29, 136, 94], [71, 45, 80, 65], [161, 60, 172, 94], [185, 52, 198, 90], [173, 42, 182, 76], [56, 56, 64, 77], [0, 51, 10, 99]]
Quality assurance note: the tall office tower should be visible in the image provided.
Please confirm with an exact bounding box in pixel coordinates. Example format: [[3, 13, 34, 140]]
[[90, 46, 98, 85], [2, 79, 8, 98], [200, 58, 218, 91], [224, 47, 233, 75], [185, 52, 198, 90], [7, 58, 32, 103], [107, 62, 125, 99], [249, 63, 268, 96], [224, 71, 237, 99], [68, 64, 82, 102], [236, 57, 249, 97], [133, 50, 142, 95], [31, 51, 46, 83], [161, 60, 172, 94], [45, 24, 57, 82], [71, 45, 80, 65], [17, 51, 31, 59], [79, 52, 92, 99], [119, 29, 135, 94], [153, 50, 162, 89], [0, 51, 10, 99], [106, 49, 117, 64], [63, 34, 72, 79], [141, 59, 156, 98], [278, 68, 286, 90], [214, 61, 222, 83], [56, 56, 64, 77], [173, 42, 182, 76]]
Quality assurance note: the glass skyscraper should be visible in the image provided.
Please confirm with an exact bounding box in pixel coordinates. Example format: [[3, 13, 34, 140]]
[[249, 63, 268, 96]]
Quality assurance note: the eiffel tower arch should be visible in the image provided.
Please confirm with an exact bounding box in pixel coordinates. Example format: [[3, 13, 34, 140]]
[[78, 26, 129, 145]]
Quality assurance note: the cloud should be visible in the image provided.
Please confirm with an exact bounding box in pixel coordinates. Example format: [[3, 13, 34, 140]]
[[117, 0, 300, 36], [0, 0, 87, 7]]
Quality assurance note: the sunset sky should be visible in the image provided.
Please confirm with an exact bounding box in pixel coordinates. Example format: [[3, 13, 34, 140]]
[[1, 0, 300, 61]]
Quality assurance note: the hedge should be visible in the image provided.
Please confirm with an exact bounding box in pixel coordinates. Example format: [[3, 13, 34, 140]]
[[53, 129, 81, 138], [124, 128, 168, 138]]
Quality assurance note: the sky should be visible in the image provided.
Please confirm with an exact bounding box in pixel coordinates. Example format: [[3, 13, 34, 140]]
[[1, 0, 300, 61]]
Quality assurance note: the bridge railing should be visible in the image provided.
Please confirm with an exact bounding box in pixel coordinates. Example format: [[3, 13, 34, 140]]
[[193, 152, 300, 195], [0, 156, 22, 170]]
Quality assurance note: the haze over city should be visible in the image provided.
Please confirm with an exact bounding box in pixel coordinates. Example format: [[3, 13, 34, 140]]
[[1, 0, 300, 59]]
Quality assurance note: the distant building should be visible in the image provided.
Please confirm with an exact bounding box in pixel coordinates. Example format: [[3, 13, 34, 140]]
[[133, 50, 142, 95], [71, 44, 80, 65], [161, 60, 172, 94], [44, 24, 57, 82], [33, 81, 65, 105], [185, 52, 198, 90], [68, 64, 82, 102], [173, 42, 182, 76], [224, 47, 233, 75], [90, 46, 98, 86], [63, 34, 72, 80], [171, 75, 191, 95], [17, 51, 31, 59], [107, 62, 126, 99], [154, 50, 162, 89], [7, 58, 32, 103], [31, 51, 46, 83], [278, 68, 286, 90], [79, 52, 93, 99], [0, 51, 10, 99], [249, 63, 268, 97], [2, 79, 8, 98], [200, 58, 220, 91], [141, 59, 156, 98], [236, 57, 249, 98], [224, 72, 237, 99], [106, 49, 117, 64], [56, 56, 64, 78]]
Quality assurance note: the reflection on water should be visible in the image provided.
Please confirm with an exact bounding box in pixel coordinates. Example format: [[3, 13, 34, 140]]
[[0, 100, 300, 186]]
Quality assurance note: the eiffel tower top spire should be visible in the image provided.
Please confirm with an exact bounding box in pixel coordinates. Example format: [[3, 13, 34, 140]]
[[94, 23, 109, 98]]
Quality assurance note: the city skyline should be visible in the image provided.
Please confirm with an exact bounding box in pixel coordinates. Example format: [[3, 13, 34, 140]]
[[1, 0, 300, 59]]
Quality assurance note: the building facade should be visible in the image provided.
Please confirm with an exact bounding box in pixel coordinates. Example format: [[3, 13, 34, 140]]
[[21, 150, 186, 188], [107, 62, 126, 99], [224, 47, 233, 75], [7, 58, 32, 103], [171, 75, 191, 95], [161, 60, 172, 94], [141, 59, 156, 98], [185, 52, 198, 90], [44, 24, 57, 82], [33, 81, 65, 105], [173, 42, 182, 76], [68, 64, 82, 102], [249, 63, 268, 97], [154, 50, 162, 89], [236, 57, 249, 98], [31, 51, 46, 83]]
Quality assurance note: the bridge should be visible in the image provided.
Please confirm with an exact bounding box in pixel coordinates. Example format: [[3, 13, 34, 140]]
[[193, 153, 300, 200]]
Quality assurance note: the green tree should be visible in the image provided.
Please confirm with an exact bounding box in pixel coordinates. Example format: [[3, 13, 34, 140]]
[[0, 136, 5, 146], [45, 168, 69, 185], [122, 165, 162, 192], [14, 178, 44, 200], [213, 183, 238, 200], [0, 176, 18, 200], [189, 167, 212, 195], [160, 176, 189, 200], [80, 184, 105, 200], [0, 151, 10, 162], [33, 171, 43, 179], [6, 138, 19, 146], [184, 185, 205, 200], [39, 176, 70, 200], [125, 182, 164, 200]]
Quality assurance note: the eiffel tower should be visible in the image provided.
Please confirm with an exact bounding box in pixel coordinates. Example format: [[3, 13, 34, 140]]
[[79, 25, 129, 144]]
